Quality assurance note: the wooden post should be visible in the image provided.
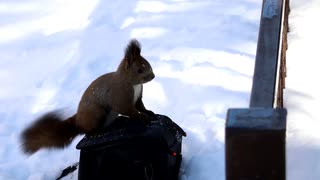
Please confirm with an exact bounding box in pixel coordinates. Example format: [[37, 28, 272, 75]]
[[225, 0, 289, 179], [226, 108, 287, 180]]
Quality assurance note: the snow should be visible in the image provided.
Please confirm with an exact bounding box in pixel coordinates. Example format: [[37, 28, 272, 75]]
[[285, 1, 320, 179], [0, 0, 318, 180]]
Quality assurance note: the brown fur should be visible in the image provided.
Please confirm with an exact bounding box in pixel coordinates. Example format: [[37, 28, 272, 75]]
[[20, 39, 155, 155], [21, 112, 79, 154]]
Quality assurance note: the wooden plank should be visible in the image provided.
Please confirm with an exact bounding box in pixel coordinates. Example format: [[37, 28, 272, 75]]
[[250, 0, 284, 108], [276, 0, 290, 108]]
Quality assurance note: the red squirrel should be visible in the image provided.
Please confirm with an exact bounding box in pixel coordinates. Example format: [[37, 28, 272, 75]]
[[21, 39, 156, 155]]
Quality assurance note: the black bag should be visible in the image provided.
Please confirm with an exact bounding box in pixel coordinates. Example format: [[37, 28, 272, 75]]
[[76, 114, 186, 180]]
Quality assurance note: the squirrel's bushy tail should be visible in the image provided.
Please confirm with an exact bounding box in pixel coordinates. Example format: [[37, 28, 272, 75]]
[[21, 111, 80, 155]]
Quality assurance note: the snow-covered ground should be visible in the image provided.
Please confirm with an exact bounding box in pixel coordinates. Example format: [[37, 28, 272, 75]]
[[285, 1, 320, 179], [0, 0, 318, 180]]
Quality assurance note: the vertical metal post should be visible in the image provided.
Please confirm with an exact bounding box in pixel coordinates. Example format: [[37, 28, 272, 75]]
[[250, 0, 284, 108]]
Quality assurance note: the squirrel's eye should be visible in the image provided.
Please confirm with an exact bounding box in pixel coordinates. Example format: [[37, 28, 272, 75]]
[[137, 69, 143, 74]]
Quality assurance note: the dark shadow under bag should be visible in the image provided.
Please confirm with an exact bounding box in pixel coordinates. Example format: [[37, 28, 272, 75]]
[[76, 114, 186, 180]]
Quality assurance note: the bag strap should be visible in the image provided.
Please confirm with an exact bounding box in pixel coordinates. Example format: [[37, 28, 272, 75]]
[[56, 162, 79, 180]]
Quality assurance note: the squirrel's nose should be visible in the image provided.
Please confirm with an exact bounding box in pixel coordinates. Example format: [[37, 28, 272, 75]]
[[144, 73, 155, 82], [150, 73, 155, 80]]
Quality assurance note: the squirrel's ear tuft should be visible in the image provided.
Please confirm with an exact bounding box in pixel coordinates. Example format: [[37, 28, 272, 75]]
[[124, 39, 141, 61]]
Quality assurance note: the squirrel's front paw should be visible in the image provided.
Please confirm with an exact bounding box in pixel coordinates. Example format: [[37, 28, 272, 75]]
[[132, 111, 156, 123], [140, 112, 150, 120], [144, 110, 158, 121], [141, 111, 159, 122], [133, 112, 151, 124]]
